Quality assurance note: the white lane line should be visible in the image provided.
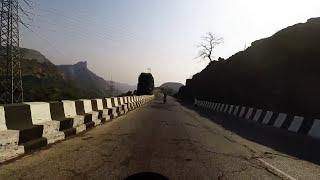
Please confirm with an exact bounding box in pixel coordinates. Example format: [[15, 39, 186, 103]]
[[258, 158, 297, 180]]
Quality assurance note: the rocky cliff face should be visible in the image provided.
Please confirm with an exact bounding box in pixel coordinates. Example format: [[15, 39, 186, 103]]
[[12, 48, 135, 101], [57, 61, 107, 92], [187, 17, 320, 117], [57, 61, 135, 95]]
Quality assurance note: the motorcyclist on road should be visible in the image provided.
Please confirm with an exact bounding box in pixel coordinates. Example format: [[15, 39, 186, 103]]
[[163, 91, 167, 104]]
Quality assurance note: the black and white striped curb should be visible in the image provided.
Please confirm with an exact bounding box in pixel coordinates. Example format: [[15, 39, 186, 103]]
[[194, 99, 320, 140], [0, 95, 154, 163]]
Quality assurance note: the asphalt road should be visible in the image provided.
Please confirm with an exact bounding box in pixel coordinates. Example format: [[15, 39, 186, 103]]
[[0, 97, 319, 180]]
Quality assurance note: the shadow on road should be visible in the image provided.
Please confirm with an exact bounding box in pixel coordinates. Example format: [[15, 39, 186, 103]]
[[178, 100, 320, 165]]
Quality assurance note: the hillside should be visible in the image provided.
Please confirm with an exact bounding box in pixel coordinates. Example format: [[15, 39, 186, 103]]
[[161, 82, 184, 95], [57, 61, 109, 97], [186, 17, 320, 117], [20, 58, 92, 101], [20, 48, 51, 63], [113, 82, 136, 94], [57, 61, 135, 96], [161, 82, 183, 93], [1, 48, 135, 102]]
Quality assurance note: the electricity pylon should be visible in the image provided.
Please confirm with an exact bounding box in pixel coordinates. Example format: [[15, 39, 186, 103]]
[[0, 0, 24, 104]]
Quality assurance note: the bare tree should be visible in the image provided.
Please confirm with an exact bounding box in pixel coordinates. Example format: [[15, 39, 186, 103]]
[[197, 32, 223, 62]]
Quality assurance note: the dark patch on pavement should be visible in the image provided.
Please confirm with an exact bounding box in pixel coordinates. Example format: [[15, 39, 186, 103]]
[[160, 121, 177, 126], [120, 155, 133, 167], [124, 172, 169, 180], [82, 136, 94, 140]]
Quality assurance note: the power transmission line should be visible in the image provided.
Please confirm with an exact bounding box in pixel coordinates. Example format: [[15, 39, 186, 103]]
[[36, 7, 139, 43], [23, 24, 71, 61], [39, 7, 138, 39]]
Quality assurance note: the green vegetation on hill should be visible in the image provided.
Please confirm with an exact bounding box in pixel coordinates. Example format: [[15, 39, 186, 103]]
[[57, 61, 112, 98], [20, 59, 104, 101], [1, 48, 135, 102]]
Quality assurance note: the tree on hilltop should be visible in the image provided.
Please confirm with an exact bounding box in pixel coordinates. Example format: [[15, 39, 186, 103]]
[[196, 32, 223, 62]]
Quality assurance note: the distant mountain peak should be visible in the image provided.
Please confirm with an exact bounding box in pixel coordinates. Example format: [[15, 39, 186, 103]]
[[74, 61, 87, 69], [20, 48, 136, 96]]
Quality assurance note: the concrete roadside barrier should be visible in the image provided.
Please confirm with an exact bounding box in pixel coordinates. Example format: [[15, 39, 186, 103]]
[[136, 96, 142, 107], [141, 96, 146, 105], [125, 96, 135, 111], [308, 120, 320, 139], [200, 101, 205, 108], [0, 95, 154, 163], [273, 113, 288, 128], [206, 102, 211, 109], [117, 97, 129, 114], [105, 98, 118, 119], [223, 104, 229, 113], [233, 106, 239, 116], [123, 96, 133, 111], [91, 99, 104, 122], [111, 97, 125, 116], [203, 101, 208, 109], [74, 100, 96, 129], [228, 105, 234, 114], [0, 105, 25, 163], [62, 100, 86, 134], [132, 96, 139, 108], [129, 96, 136, 110], [25, 102, 65, 144], [218, 103, 222, 111], [79, 99, 101, 126], [239, 106, 246, 118], [288, 116, 304, 132], [220, 104, 225, 112], [245, 108, 253, 120], [49, 102, 76, 137], [1, 104, 47, 153], [216, 103, 221, 111], [92, 99, 111, 123], [139, 96, 144, 106], [219, 104, 224, 112], [213, 103, 217, 111], [253, 109, 263, 122], [262, 111, 273, 124], [194, 98, 320, 140], [133, 96, 139, 107], [215, 103, 219, 111], [194, 99, 198, 106]]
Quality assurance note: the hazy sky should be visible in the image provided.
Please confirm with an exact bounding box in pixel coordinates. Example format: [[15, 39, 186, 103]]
[[21, 0, 320, 86]]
